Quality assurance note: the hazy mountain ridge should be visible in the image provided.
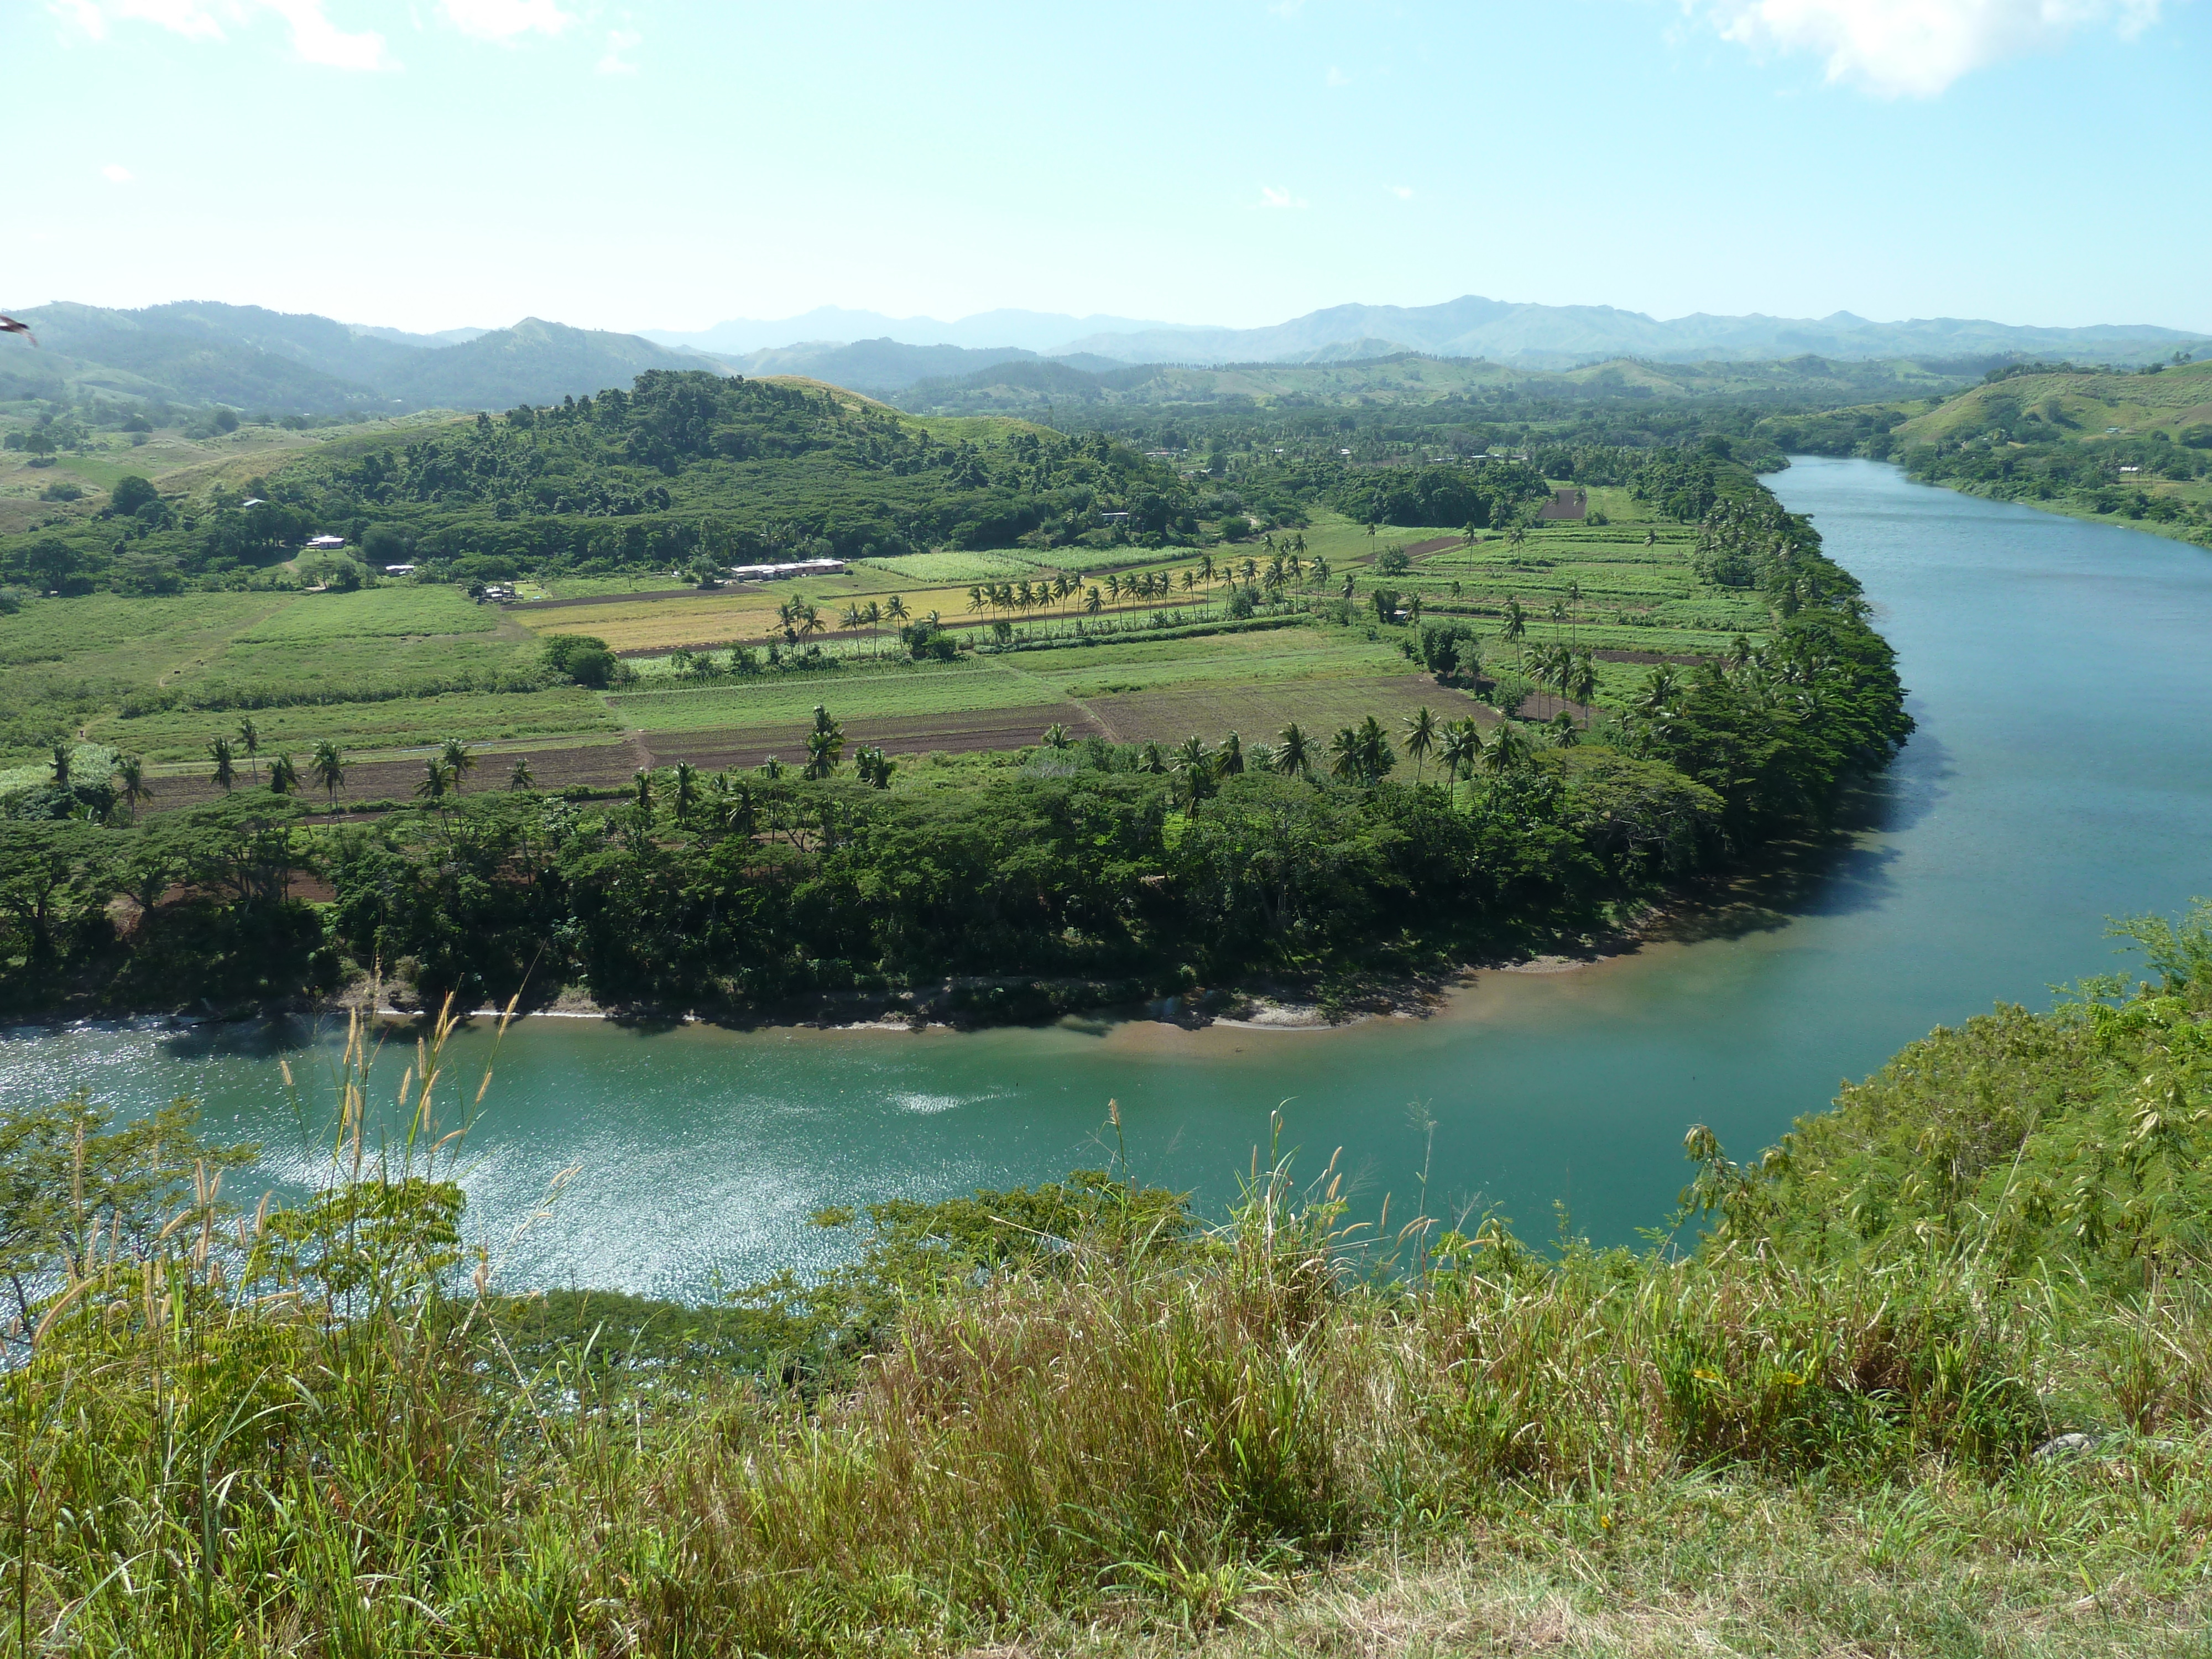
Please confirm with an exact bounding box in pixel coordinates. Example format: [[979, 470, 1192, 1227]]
[[650, 294, 2206, 369], [0, 302, 725, 413]]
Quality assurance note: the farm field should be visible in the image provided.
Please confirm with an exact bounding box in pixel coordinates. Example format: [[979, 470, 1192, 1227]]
[[0, 473, 1781, 799]]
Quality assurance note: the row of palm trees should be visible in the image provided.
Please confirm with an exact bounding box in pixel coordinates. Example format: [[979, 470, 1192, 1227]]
[[1038, 706, 1535, 805]]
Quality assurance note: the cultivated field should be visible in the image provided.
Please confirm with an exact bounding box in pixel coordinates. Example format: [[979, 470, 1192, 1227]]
[[2, 487, 1770, 804]]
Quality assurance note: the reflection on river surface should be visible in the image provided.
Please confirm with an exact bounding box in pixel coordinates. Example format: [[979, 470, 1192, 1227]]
[[4, 460, 2209, 1298]]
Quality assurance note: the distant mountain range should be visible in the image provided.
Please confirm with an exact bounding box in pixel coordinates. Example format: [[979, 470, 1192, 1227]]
[[0, 302, 724, 414], [646, 295, 2208, 372], [641, 306, 1191, 357], [3, 295, 2201, 414]]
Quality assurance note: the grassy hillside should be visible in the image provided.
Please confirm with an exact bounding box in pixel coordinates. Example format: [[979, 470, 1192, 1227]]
[[1757, 358, 2212, 547], [3, 904, 2206, 1652]]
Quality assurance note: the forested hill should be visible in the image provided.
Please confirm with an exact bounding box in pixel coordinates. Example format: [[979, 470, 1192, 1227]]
[[0, 372, 1227, 589]]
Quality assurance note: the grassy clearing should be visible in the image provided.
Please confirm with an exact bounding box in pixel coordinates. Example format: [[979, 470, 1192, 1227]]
[[606, 658, 1071, 732], [113, 685, 618, 768], [855, 549, 1058, 583], [230, 583, 499, 641]]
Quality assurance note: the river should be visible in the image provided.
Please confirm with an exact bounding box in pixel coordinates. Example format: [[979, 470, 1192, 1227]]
[[5, 459, 2209, 1298]]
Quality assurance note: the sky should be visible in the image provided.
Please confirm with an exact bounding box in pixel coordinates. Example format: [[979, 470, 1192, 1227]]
[[9, 0, 2208, 336]]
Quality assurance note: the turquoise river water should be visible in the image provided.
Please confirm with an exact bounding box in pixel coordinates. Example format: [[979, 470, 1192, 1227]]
[[4, 458, 2209, 1298]]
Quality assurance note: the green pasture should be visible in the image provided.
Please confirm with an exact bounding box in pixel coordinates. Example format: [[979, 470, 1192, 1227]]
[[232, 584, 500, 641], [113, 686, 618, 769], [604, 659, 1069, 733], [854, 550, 1056, 585]]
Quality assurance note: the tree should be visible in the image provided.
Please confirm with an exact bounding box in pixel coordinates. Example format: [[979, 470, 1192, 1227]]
[[114, 753, 153, 821], [1438, 719, 1481, 806], [208, 735, 237, 793], [508, 755, 535, 792], [885, 594, 909, 632], [1355, 715, 1396, 784], [237, 717, 260, 784], [1171, 735, 1214, 804], [267, 753, 301, 796], [416, 758, 451, 805], [1503, 598, 1528, 669], [1404, 706, 1438, 785], [439, 738, 476, 794], [1274, 722, 1313, 780], [672, 759, 700, 825], [310, 740, 346, 810], [1084, 586, 1103, 616], [1041, 722, 1072, 750], [1480, 722, 1529, 776], [1327, 725, 1363, 783], [1550, 711, 1579, 748], [1218, 732, 1244, 776], [47, 742, 71, 789]]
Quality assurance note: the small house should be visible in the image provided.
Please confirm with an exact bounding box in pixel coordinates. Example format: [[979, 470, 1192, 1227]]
[[306, 534, 347, 550]]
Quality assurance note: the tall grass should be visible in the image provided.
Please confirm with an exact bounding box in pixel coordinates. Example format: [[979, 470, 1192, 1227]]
[[5, 1004, 2211, 1652]]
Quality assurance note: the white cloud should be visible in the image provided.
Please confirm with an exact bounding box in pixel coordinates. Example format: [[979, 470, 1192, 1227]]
[[1259, 184, 1310, 210], [50, 0, 394, 69], [595, 26, 640, 72], [1388, 184, 1413, 199], [102, 162, 134, 183], [1324, 64, 1349, 85], [1693, 0, 2164, 97], [441, 0, 575, 41]]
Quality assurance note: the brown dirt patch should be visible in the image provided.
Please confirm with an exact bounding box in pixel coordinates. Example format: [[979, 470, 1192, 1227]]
[[1404, 535, 1472, 558], [1086, 674, 1493, 745], [639, 704, 1102, 770]]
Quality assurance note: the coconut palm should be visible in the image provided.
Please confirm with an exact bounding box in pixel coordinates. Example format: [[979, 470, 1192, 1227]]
[[1503, 598, 1528, 668], [208, 736, 237, 793], [237, 717, 260, 784], [885, 594, 909, 634], [1138, 742, 1167, 775], [508, 755, 535, 792], [1041, 722, 1072, 749], [1403, 706, 1438, 785], [114, 753, 153, 821], [267, 753, 300, 796], [1327, 724, 1364, 783], [1480, 722, 1528, 777], [1197, 551, 1215, 590], [1084, 586, 1103, 616], [1357, 715, 1395, 783], [672, 760, 700, 825], [967, 586, 985, 618], [1218, 732, 1244, 776], [1566, 651, 1598, 717], [1274, 722, 1313, 780], [416, 758, 450, 805], [1550, 711, 1579, 748], [1437, 719, 1481, 806], [310, 740, 345, 810], [439, 737, 476, 794], [633, 769, 653, 812], [1171, 735, 1213, 804], [1105, 573, 1123, 604]]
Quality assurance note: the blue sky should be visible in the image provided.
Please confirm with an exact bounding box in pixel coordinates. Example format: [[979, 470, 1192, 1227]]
[[11, 1, 2208, 336]]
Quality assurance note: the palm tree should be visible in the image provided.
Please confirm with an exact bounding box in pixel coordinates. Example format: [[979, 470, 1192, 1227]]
[[208, 736, 237, 793], [1311, 555, 1330, 590], [1566, 579, 1583, 650], [310, 740, 345, 810], [864, 600, 884, 656], [1218, 732, 1244, 776], [114, 753, 153, 821], [885, 594, 909, 635], [48, 742, 71, 788], [1138, 742, 1167, 775], [439, 737, 476, 794], [237, 717, 260, 784], [967, 586, 985, 619], [1502, 598, 1528, 669], [1083, 586, 1103, 617], [416, 758, 450, 805], [633, 768, 653, 812], [841, 603, 865, 650], [1481, 722, 1528, 778], [1403, 706, 1438, 785], [1197, 551, 1215, 591], [1274, 722, 1313, 779], [671, 759, 701, 825], [1437, 719, 1481, 806], [1327, 725, 1364, 783], [1566, 651, 1598, 719], [267, 753, 300, 795], [1170, 735, 1213, 803], [1105, 573, 1123, 604], [1041, 722, 1072, 749], [1356, 714, 1395, 783], [508, 755, 535, 792], [1550, 711, 1579, 748]]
